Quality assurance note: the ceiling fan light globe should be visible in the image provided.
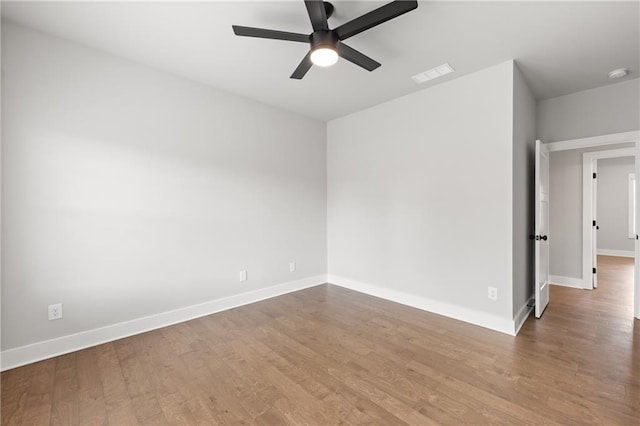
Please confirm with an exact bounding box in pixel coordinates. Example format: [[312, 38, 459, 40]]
[[311, 47, 338, 67]]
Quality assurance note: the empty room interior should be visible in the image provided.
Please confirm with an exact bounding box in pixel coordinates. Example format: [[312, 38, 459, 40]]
[[1, 1, 639, 424]]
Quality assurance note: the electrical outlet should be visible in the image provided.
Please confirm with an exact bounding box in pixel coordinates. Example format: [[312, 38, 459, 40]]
[[488, 287, 498, 301], [239, 270, 247, 282], [289, 261, 296, 272], [48, 303, 63, 320]]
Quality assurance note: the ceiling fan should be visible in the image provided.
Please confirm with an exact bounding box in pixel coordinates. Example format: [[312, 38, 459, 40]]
[[232, 0, 419, 79]]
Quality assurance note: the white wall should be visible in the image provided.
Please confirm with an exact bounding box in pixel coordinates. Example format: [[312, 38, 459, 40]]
[[512, 63, 536, 317], [537, 78, 640, 143], [1, 22, 327, 352], [327, 61, 517, 332], [597, 156, 635, 254]]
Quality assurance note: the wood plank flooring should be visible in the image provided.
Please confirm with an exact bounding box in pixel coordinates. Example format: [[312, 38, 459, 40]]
[[2, 255, 639, 425]]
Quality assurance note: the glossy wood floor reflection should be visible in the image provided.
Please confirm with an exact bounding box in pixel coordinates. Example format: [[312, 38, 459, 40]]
[[2, 256, 639, 425]]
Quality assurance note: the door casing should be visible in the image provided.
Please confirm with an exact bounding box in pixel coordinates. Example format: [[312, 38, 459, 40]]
[[545, 131, 638, 319], [582, 148, 635, 291]]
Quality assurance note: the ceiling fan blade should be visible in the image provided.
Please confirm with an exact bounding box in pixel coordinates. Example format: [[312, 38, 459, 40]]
[[232, 25, 309, 43], [305, 0, 329, 31], [336, 42, 381, 72], [334, 0, 418, 41], [291, 51, 313, 79]]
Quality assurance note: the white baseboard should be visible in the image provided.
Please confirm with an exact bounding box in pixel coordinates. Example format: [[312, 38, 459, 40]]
[[597, 249, 635, 258], [549, 275, 585, 289], [328, 275, 517, 336], [1, 275, 327, 371], [513, 294, 534, 335]]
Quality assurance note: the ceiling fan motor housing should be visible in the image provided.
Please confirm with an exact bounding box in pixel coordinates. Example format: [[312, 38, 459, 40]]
[[323, 2, 335, 19], [310, 30, 338, 51]]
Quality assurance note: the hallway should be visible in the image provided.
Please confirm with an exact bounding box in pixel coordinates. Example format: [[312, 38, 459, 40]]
[[545, 255, 635, 322]]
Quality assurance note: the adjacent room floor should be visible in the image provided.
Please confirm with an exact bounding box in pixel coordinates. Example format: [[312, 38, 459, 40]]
[[2, 255, 638, 425]]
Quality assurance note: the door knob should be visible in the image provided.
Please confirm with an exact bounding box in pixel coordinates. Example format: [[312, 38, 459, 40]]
[[541, 235, 548, 241]]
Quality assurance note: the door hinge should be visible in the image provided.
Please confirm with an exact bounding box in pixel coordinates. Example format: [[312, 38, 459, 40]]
[[593, 267, 597, 274], [593, 220, 596, 226], [593, 172, 597, 179]]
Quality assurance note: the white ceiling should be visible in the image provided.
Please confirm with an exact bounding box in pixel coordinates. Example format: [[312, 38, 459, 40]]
[[2, 1, 638, 121]]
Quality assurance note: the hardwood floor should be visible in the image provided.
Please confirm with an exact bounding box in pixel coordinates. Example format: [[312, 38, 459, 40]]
[[2, 255, 639, 425]]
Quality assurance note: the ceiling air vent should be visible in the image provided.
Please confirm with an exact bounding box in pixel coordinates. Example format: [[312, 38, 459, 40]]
[[411, 63, 455, 84]]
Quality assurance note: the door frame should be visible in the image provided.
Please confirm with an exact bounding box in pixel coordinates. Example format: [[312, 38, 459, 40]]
[[628, 173, 636, 240], [582, 148, 635, 290], [547, 130, 639, 319]]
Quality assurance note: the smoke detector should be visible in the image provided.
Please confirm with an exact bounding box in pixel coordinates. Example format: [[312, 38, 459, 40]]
[[608, 68, 628, 79]]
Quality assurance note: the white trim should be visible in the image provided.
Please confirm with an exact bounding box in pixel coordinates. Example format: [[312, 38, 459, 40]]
[[328, 275, 518, 336], [546, 131, 639, 152], [597, 249, 635, 258], [549, 275, 584, 289], [629, 173, 636, 239], [637, 139, 640, 319], [583, 148, 636, 290], [1, 275, 327, 371], [513, 294, 534, 335]]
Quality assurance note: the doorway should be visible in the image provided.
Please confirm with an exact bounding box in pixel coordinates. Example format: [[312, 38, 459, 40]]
[[583, 149, 636, 308], [583, 153, 636, 318], [544, 131, 639, 320]]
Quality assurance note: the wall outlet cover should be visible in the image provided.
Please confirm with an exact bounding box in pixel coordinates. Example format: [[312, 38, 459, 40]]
[[48, 303, 63, 320], [488, 287, 498, 301]]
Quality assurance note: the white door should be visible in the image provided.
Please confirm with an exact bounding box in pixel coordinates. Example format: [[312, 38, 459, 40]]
[[535, 140, 550, 318], [592, 162, 598, 289]]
